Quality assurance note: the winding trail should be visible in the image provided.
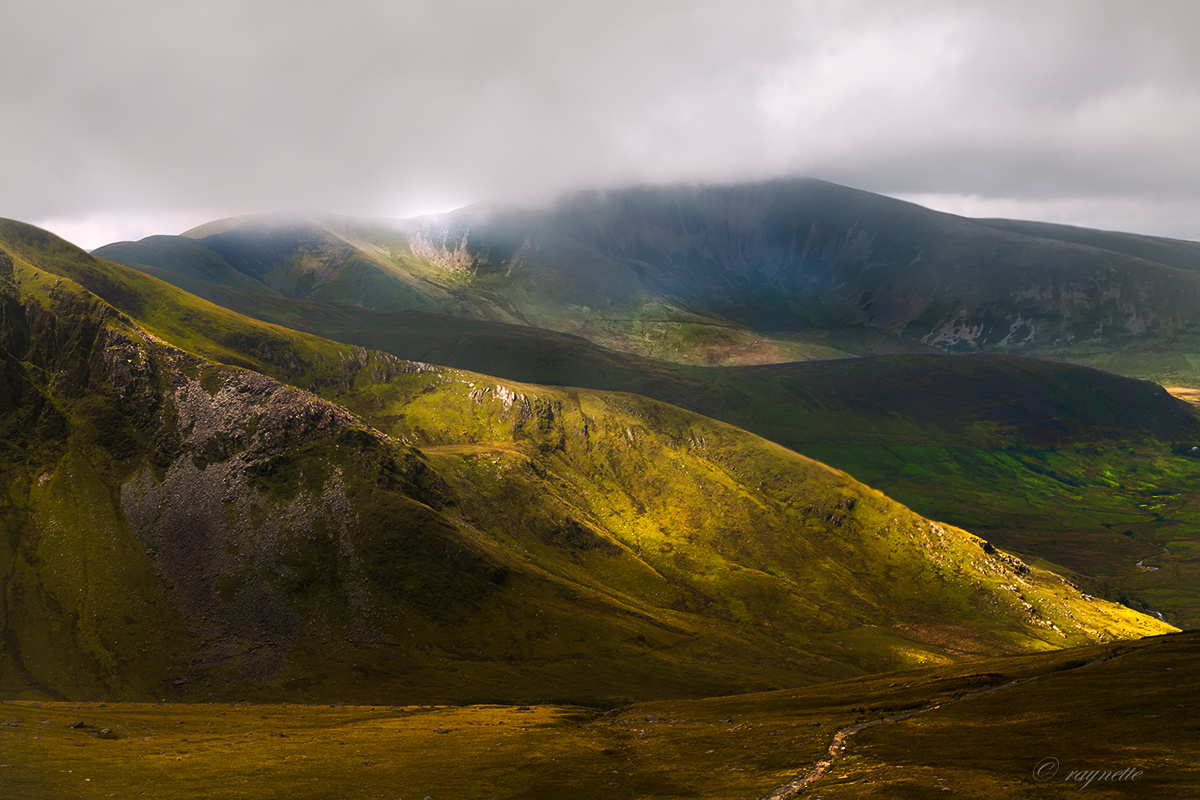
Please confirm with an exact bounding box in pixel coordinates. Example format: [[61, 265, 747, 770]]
[[757, 651, 1124, 799]]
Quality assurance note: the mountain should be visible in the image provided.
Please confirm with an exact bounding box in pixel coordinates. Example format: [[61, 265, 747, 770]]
[[0, 218, 1172, 705], [91, 217, 1200, 628], [89, 180, 1200, 629], [407, 179, 1200, 376], [96, 178, 1200, 381]]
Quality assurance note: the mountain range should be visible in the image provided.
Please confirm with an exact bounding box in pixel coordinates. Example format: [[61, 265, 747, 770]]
[[1, 211, 1179, 705], [96, 178, 1200, 386], [5, 176, 1200, 795], [91, 181, 1200, 630]]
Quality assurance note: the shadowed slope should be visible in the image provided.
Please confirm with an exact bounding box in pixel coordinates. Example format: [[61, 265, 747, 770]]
[[95, 178, 1200, 372]]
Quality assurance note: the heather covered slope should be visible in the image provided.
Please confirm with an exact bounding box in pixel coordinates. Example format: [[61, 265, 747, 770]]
[[0, 219, 1171, 704]]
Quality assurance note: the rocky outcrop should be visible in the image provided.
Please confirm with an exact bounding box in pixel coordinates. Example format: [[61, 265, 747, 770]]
[[105, 331, 466, 678]]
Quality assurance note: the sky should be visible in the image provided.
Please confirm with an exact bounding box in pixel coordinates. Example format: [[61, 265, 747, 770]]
[[3, 0, 1199, 250]]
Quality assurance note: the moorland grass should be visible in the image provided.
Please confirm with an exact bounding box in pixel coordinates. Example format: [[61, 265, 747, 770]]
[[2, 632, 1195, 799]]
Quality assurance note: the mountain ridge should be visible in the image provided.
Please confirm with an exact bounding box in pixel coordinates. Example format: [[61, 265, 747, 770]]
[[94, 177, 1200, 378]]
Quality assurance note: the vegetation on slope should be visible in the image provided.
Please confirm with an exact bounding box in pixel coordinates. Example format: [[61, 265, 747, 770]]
[[48, 237, 1200, 628], [0, 220, 1171, 706]]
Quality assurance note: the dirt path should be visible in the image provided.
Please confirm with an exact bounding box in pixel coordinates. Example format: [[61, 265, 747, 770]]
[[757, 652, 1122, 799], [420, 442, 526, 456]]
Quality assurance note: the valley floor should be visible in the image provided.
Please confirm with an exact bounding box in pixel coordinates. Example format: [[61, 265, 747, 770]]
[[2, 632, 1196, 800]]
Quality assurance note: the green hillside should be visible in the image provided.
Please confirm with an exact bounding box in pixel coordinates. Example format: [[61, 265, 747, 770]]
[[0, 219, 1171, 705], [84, 182, 1200, 630], [64, 245, 1200, 627]]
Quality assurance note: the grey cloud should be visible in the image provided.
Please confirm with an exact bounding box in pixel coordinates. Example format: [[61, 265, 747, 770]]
[[2, 0, 1199, 245]]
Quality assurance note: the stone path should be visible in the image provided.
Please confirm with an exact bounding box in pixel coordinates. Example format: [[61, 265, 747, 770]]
[[758, 651, 1123, 799]]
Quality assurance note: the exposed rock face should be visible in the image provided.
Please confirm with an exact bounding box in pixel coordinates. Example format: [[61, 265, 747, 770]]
[[0, 272, 472, 693], [120, 362, 359, 676], [106, 331, 469, 679]]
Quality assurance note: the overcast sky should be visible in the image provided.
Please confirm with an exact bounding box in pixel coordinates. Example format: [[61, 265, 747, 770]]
[[3, 0, 1199, 249]]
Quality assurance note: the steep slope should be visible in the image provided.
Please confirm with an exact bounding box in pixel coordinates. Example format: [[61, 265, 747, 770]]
[[50, 248, 1200, 625], [0, 220, 1171, 704], [408, 179, 1200, 366]]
